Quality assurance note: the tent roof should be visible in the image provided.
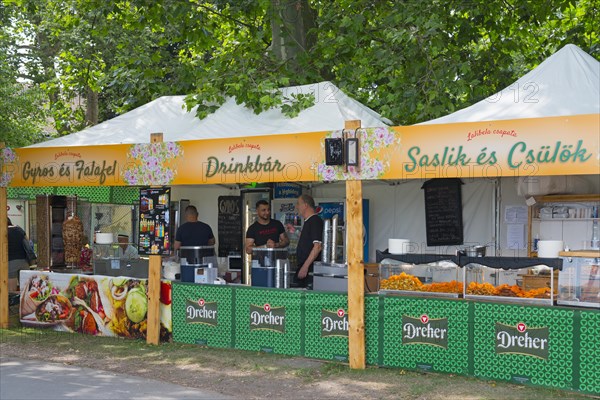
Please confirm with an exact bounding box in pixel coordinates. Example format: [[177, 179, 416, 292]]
[[29, 81, 391, 147], [421, 44, 600, 125]]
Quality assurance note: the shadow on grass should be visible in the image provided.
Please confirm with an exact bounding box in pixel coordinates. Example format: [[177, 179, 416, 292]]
[[1, 322, 595, 400]]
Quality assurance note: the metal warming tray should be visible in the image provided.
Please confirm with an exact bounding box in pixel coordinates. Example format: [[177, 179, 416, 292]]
[[378, 261, 462, 298], [463, 264, 556, 306], [313, 262, 348, 292]]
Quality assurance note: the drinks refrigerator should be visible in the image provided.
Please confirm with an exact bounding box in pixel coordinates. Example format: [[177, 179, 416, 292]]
[[311, 199, 369, 293], [241, 188, 272, 284], [169, 199, 189, 256]]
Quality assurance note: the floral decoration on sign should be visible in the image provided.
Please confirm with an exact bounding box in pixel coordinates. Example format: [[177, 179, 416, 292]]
[[122, 142, 183, 185], [315, 127, 400, 181], [0, 147, 17, 187]]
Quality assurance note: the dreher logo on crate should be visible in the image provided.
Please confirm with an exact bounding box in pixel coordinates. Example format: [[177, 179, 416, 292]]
[[495, 322, 549, 359], [250, 303, 286, 333], [186, 298, 218, 327], [321, 308, 349, 337], [401, 314, 448, 349]]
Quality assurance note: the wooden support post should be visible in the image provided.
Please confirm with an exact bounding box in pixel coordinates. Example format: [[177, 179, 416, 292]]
[[345, 120, 365, 369], [0, 142, 8, 328], [146, 133, 163, 345]]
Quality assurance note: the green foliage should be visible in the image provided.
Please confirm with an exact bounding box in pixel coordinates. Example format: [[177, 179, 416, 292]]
[[311, 0, 599, 124], [0, 0, 598, 145], [0, 60, 49, 147], [0, 4, 49, 147]]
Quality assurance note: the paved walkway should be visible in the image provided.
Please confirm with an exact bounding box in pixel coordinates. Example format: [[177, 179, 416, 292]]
[[1, 357, 232, 400]]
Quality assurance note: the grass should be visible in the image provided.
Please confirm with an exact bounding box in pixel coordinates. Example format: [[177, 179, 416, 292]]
[[1, 321, 597, 400]]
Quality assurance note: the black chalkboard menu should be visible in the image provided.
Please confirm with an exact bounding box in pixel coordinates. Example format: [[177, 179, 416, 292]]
[[217, 196, 242, 257], [422, 178, 464, 246], [138, 187, 171, 255]]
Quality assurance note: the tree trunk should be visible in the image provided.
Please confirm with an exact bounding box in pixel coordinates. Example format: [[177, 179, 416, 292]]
[[85, 87, 99, 125], [270, 0, 316, 63]]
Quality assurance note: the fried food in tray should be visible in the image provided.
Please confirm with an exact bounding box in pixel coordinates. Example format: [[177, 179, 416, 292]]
[[380, 272, 424, 291], [494, 284, 525, 297], [421, 280, 464, 294], [466, 282, 496, 296]]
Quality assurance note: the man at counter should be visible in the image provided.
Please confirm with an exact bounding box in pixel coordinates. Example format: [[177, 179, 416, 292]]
[[294, 194, 323, 288], [245, 200, 289, 254], [117, 234, 139, 259], [174, 205, 215, 249]]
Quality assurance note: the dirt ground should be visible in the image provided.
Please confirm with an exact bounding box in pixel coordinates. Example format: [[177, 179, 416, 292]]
[[0, 317, 595, 400]]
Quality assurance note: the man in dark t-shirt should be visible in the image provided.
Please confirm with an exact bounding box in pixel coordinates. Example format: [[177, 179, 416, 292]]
[[7, 217, 31, 291], [294, 194, 323, 288], [245, 200, 289, 254], [174, 205, 215, 248]]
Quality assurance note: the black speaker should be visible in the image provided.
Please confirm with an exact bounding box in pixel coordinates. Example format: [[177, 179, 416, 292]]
[[325, 138, 344, 165]]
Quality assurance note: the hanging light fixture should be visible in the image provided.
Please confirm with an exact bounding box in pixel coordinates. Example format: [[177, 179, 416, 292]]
[[345, 129, 360, 170]]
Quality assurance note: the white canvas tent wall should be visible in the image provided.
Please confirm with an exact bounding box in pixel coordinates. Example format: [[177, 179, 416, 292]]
[[28, 81, 391, 147], [313, 45, 597, 260]]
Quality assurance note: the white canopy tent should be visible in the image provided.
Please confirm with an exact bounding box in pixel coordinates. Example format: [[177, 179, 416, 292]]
[[28, 81, 391, 147], [334, 44, 600, 260], [392, 43, 600, 259], [422, 44, 599, 124], [316, 44, 600, 260], [20, 47, 600, 262], [21, 81, 393, 261]]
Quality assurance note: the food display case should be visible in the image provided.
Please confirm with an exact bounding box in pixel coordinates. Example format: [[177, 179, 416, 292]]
[[376, 249, 564, 304], [558, 251, 600, 308], [463, 263, 557, 305], [93, 243, 148, 279], [379, 261, 463, 298]]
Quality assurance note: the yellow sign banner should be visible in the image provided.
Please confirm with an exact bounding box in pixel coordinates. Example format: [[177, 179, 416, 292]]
[[2, 114, 598, 187], [388, 114, 599, 180]]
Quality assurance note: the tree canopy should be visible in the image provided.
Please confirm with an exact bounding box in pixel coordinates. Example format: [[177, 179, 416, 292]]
[[0, 0, 598, 148]]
